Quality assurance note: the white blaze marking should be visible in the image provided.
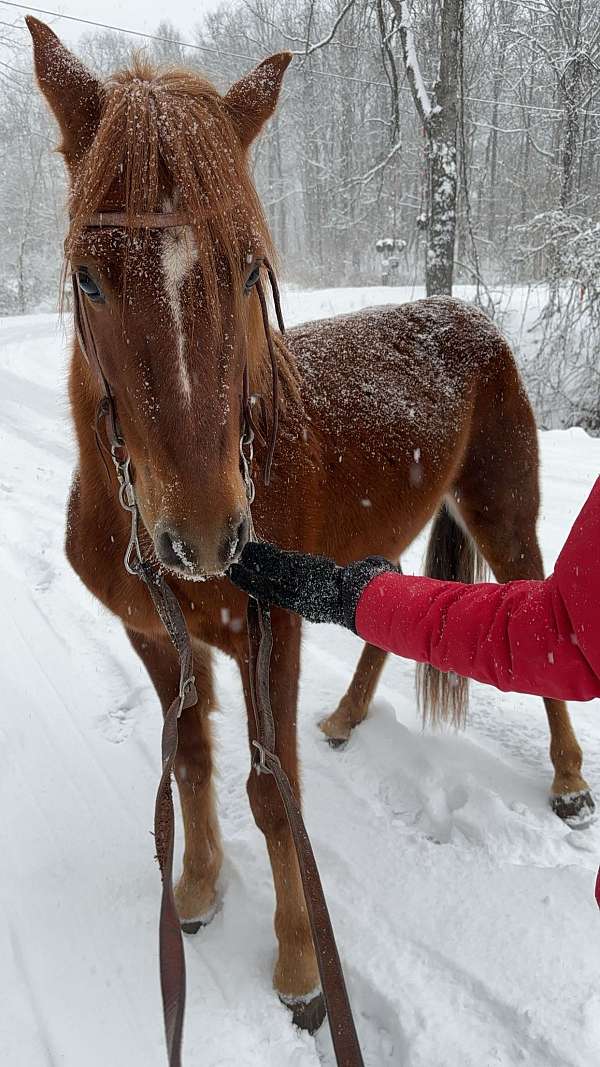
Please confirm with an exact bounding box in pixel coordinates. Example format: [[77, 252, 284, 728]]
[[161, 224, 198, 404]]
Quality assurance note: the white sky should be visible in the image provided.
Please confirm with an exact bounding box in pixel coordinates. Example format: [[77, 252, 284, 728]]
[[2, 0, 224, 46]]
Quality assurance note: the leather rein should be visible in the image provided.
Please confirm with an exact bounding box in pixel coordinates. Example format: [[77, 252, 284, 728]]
[[71, 211, 364, 1067]]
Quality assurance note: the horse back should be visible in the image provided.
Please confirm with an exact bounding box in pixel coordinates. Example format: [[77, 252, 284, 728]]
[[283, 296, 527, 562], [288, 296, 515, 423]]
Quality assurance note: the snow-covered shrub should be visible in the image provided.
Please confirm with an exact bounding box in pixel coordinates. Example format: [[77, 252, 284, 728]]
[[513, 211, 600, 433]]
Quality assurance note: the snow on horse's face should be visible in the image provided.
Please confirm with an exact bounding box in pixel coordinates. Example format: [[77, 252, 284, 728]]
[[28, 16, 291, 577]]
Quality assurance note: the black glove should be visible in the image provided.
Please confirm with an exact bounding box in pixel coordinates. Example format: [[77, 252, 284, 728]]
[[228, 541, 397, 632]]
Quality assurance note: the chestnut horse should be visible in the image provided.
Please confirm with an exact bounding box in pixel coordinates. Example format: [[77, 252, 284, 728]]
[[29, 17, 593, 1033]]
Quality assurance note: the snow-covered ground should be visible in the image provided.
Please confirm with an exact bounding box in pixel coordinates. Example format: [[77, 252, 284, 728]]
[[1, 292, 600, 1067]]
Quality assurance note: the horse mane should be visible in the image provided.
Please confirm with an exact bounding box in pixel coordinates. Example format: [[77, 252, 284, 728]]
[[65, 60, 296, 394]]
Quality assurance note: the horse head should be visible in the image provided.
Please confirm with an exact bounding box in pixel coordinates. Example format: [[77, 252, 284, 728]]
[[27, 16, 291, 577]]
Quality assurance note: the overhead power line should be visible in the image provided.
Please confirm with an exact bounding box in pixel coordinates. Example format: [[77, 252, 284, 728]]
[[0, 1, 264, 62], [3, 0, 600, 119]]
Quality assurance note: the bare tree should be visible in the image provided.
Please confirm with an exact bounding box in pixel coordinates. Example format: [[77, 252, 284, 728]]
[[389, 0, 463, 295]]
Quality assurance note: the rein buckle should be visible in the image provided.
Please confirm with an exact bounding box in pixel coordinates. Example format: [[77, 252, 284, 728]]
[[252, 739, 281, 776]]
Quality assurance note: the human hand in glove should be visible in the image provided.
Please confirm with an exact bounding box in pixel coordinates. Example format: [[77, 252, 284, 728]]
[[228, 541, 397, 631]]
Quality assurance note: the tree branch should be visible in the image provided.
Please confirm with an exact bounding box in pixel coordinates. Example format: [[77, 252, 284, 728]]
[[296, 0, 357, 60], [388, 0, 432, 125]]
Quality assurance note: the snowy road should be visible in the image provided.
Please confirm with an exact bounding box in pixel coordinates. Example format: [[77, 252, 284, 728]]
[[1, 293, 600, 1066]]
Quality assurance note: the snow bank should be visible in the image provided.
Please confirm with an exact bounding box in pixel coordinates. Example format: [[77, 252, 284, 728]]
[[1, 300, 599, 1066]]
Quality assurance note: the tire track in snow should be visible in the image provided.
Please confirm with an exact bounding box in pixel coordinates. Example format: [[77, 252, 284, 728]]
[[406, 935, 593, 1067], [7, 920, 59, 1067]]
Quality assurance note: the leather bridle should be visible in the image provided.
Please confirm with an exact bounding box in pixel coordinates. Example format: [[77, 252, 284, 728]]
[[70, 212, 364, 1067]]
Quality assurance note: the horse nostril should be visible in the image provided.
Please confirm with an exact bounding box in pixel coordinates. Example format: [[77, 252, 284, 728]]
[[222, 513, 250, 567], [155, 524, 196, 571], [156, 527, 179, 567], [236, 513, 251, 555]]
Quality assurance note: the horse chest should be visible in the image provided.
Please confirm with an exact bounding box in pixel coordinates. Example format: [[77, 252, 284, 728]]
[[183, 588, 248, 654]]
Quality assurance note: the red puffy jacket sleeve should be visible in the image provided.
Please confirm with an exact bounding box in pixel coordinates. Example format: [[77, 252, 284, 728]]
[[354, 478, 600, 701]]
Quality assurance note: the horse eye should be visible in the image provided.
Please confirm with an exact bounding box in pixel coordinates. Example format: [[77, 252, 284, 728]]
[[77, 269, 104, 302], [244, 264, 261, 294]]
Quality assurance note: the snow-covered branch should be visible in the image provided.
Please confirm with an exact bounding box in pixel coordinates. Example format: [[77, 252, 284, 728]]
[[388, 0, 432, 125]]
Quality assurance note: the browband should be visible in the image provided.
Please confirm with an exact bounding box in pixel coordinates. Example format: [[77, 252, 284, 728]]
[[84, 212, 191, 229]]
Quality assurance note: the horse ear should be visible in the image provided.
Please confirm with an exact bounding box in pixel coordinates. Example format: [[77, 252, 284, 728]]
[[224, 52, 292, 149], [26, 16, 103, 166]]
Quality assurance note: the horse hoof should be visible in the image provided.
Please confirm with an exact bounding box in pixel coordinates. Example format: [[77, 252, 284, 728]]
[[181, 918, 204, 934], [318, 714, 352, 748], [180, 900, 219, 934], [280, 989, 326, 1034], [551, 789, 596, 828], [327, 736, 348, 750]]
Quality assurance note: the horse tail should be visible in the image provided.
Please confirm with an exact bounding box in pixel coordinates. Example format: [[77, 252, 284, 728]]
[[416, 502, 488, 729]]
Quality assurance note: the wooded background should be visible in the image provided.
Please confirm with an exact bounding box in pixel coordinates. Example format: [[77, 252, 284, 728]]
[[1, 1, 599, 426]]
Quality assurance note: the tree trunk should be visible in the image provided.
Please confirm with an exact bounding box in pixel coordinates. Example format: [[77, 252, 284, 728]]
[[391, 0, 462, 296], [560, 67, 582, 210], [425, 0, 462, 295]]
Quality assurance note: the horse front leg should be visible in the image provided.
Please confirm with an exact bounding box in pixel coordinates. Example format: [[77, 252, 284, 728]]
[[239, 607, 324, 1032], [127, 629, 222, 929]]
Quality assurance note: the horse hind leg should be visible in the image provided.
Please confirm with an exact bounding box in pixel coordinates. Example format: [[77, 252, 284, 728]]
[[451, 485, 595, 826], [319, 643, 388, 745], [319, 511, 476, 745]]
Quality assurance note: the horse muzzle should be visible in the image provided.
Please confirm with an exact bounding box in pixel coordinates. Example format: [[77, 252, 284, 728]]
[[154, 512, 251, 578]]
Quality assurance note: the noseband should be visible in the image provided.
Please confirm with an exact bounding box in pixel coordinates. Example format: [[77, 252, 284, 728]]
[[70, 211, 364, 1067]]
